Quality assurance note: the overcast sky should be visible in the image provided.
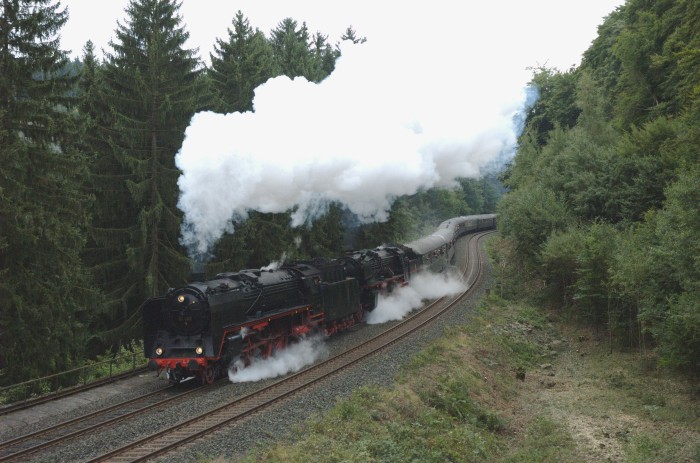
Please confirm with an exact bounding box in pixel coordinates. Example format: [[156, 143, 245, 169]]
[[59, 0, 625, 71]]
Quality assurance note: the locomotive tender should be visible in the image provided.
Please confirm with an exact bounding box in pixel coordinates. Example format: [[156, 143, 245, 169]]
[[143, 214, 496, 384]]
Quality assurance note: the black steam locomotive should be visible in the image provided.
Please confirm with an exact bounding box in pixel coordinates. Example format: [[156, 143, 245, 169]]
[[143, 214, 496, 384]]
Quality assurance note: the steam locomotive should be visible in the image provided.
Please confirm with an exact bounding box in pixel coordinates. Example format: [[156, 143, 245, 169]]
[[143, 214, 496, 384]]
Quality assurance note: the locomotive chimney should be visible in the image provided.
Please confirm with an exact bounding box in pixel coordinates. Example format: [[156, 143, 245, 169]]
[[189, 260, 206, 282]]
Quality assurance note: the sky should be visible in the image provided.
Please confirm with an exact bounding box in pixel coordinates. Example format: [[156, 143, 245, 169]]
[[57, 0, 626, 258], [60, 0, 625, 70]]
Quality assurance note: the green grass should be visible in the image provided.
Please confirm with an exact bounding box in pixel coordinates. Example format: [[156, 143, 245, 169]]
[[499, 416, 581, 463], [0, 342, 146, 405]]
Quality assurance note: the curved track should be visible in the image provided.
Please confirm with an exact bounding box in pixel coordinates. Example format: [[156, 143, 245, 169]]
[[90, 230, 494, 463]]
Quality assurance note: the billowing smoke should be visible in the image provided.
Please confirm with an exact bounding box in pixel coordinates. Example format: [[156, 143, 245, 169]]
[[366, 271, 466, 324], [177, 14, 537, 257], [228, 336, 328, 383]]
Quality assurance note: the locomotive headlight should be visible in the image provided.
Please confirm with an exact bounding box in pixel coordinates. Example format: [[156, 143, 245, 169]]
[[177, 294, 186, 303], [195, 346, 204, 355], [155, 346, 164, 356]]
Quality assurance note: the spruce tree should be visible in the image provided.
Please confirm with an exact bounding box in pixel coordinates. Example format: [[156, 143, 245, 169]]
[[0, 0, 94, 384], [209, 10, 275, 113], [94, 0, 204, 345], [77, 40, 136, 350], [269, 18, 317, 81], [340, 26, 367, 45], [310, 31, 337, 80]]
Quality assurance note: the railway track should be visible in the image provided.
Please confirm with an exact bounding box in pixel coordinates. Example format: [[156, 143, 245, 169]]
[[89, 230, 493, 463], [0, 367, 149, 418], [0, 381, 218, 462]]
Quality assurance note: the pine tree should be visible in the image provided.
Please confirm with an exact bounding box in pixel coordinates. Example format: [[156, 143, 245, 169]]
[[209, 10, 275, 113], [269, 18, 317, 81], [0, 0, 94, 384], [93, 0, 204, 345], [77, 40, 136, 351], [310, 31, 338, 80], [340, 26, 367, 45]]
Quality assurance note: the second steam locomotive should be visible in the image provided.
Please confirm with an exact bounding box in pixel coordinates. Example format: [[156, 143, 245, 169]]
[[143, 214, 496, 384]]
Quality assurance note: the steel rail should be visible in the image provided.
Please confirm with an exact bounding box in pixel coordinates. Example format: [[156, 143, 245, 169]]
[[0, 381, 219, 462], [0, 367, 150, 418]]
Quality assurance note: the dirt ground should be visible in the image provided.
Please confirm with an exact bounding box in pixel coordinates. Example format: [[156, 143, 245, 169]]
[[515, 323, 700, 463]]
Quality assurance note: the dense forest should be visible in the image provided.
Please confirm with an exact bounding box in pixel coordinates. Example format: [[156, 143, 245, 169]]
[[498, 0, 699, 375], [0, 0, 499, 386]]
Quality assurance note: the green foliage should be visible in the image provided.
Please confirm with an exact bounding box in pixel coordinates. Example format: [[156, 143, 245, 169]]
[[208, 11, 276, 113], [423, 374, 506, 431], [652, 168, 700, 370], [572, 223, 619, 325], [540, 227, 585, 306], [581, 7, 625, 96], [499, 416, 579, 463], [502, 0, 700, 375], [80, 341, 145, 383], [524, 67, 581, 146], [269, 18, 331, 83], [84, 0, 206, 348], [233, 212, 296, 267], [295, 203, 345, 258], [0, 342, 146, 404], [0, 0, 96, 385], [610, 116, 680, 221], [497, 184, 572, 262]]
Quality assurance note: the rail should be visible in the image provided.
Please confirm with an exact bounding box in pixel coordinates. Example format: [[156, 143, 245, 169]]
[[0, 352, 148, 410]]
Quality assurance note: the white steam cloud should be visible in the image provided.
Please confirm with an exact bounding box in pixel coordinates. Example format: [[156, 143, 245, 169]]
[[176, 7, 537, 256], [366, 271, 466, 325], [228, 336, 328, 383]]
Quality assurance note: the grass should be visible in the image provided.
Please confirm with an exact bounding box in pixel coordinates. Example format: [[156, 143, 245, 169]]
[[0, 342, 146, 405]]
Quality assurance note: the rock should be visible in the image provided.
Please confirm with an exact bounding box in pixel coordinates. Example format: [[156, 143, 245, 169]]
[[549, 340, 565, 350], [540, 363, 553, 370]]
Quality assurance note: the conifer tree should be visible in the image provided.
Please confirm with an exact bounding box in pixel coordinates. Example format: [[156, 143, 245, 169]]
[[269, 18, 341, 82], [94, 0, 204, 345], [0, 0, 94, 384], [209, 10, 275, 113], [269, 18, 317, 81], [77, 40, 137, 350], [340, 26, 367, 45], [310, 31, 338, 80]]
